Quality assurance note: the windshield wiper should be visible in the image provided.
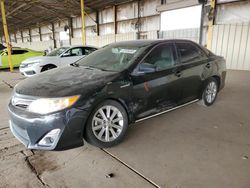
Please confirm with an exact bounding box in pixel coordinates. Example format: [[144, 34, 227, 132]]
[[80, 65, 115, 72], [70, 62, 79, 67], [82, 65, 106, 71]]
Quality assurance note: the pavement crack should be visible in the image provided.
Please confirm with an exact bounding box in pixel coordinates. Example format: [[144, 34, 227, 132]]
[[20, 151, 51, 188], [101, 149, 161, 188], [0, 127, 9, 131], [1, 80, 14, 88]]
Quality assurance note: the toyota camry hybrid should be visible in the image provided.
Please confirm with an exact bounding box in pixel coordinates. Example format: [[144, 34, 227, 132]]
[[8, 40, 226, 150]]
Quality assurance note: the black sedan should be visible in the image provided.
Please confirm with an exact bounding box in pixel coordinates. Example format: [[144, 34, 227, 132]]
[[8, 40, 226, 150]]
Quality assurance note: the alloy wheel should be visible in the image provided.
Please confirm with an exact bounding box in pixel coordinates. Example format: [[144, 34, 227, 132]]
[[92, 105, 124, 142], [205, 81, 217, 103]]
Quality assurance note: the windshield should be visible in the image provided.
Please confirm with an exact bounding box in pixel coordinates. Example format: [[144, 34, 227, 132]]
[[77, 44, 147, 72], [47, 47, 69, 56]]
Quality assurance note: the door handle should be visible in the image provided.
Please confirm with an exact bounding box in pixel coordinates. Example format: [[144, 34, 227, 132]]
[[205, 63, 211, 69], [174, 70, 182, 77]]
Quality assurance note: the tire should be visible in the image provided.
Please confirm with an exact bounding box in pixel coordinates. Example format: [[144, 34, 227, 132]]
[[41, 65, 56, 72], [85, 100, 128, 148], [201, 77, 218, 106]]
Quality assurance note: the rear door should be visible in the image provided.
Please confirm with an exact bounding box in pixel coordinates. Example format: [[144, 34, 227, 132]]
[[175, 41, 209, 103], [131, 43, 182, 119]]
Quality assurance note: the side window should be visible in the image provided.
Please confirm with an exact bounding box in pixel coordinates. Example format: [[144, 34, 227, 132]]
[[20, 50, 28, 54], [12, 50, 28, 55], [143, 44, 176, 71], [176, 42, 206, 64], [70, 48, 83, 56], [1, 50, 28, 56], [83, 47, 96, 55]]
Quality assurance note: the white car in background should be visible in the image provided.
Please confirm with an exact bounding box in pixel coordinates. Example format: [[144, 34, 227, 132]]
[[19, 45, 97, 77]]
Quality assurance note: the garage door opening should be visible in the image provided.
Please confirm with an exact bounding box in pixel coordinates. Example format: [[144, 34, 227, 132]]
[[160, 5, 202, 42]]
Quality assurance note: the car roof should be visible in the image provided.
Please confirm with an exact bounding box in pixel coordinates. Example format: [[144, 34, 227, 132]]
[[2, 47, 25, 51], [65, 45, 98, 49], [13, 47, 27, 50], [107, 39, 199, 48]]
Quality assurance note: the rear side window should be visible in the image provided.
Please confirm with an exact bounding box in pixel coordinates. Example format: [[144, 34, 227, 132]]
[[176, 42, 206, 64], [83, 47, 97, 55], [12, 50, 28, 55]]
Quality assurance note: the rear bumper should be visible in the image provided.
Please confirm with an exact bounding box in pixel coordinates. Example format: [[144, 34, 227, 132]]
[[8, 103, 88, 151]]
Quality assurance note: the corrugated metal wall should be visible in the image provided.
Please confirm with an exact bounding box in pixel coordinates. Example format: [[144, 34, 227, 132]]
[[71, 32, 137, 47], [159, 28, 200, 43], [12, 41, 54, 51], [6, 0, 161, 50], [211, 23, 250, 71]]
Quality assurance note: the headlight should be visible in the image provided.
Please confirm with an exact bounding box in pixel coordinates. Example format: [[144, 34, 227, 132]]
[[28, 95, 80, 114]]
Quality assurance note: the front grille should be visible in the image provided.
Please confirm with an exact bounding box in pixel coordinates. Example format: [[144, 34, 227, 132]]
[[25, 71, 36, 75], [16, 104, 29, 109]]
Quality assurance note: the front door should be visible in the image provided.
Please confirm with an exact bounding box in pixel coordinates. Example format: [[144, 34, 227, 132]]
[[131, 43, 182, 120], [60, 47, 85, 66]]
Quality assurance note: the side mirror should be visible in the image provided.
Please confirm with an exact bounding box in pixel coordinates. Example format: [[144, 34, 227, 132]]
[[138, 63, 155, 74]]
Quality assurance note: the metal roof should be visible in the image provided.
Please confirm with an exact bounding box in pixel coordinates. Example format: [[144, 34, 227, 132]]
[[0, 0, 132, 35]]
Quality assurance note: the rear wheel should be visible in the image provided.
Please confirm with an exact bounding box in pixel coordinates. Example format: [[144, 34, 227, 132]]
[[85, 100, 128, 148], [41, 64, 56, 72], [202, 78, 218, 106]]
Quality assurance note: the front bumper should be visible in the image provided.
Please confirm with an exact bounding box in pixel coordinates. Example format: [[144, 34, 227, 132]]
[[8, 103, 88, 150]]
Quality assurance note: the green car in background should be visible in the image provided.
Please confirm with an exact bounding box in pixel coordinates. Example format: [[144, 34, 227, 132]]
[[0, 48, 44, 69]]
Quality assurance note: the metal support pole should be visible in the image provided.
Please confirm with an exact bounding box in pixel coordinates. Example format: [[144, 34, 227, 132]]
[[80, 0, 86, 45], [38, 27, 42, 41], [113, 5, 117, 35], [113, 5, 117, 42], [137, 0, 141, 40], [199, 2, 205, 45], [14, 32, 17, 43], [0, 0, 13, 72], [207, 0, 216, 49], [68, 18, 72, 45], [28, 28, 32, 42], [51, 23, 56, 48], [69, 17, 74, 38], [96, 11, 100, 36], [20, 30, 24, 43]]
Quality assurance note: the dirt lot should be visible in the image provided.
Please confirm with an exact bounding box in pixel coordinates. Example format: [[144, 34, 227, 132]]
[[0, 70, 250, 188]]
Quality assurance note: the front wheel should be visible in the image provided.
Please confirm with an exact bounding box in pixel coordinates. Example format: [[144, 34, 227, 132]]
[[41, 65, 56, 72], [202, 78, 218, 106], [85, 100, 128, 148]]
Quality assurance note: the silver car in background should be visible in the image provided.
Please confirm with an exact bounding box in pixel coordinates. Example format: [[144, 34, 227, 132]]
[[19, 45, 97, 77]]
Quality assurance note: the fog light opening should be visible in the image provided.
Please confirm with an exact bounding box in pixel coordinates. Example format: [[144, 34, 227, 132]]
[[38, 129, 60, 147]]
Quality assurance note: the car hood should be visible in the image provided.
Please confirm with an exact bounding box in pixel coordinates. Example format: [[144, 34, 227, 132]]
[[15, 66, 119, 98], [21, 56, 58, 64]]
